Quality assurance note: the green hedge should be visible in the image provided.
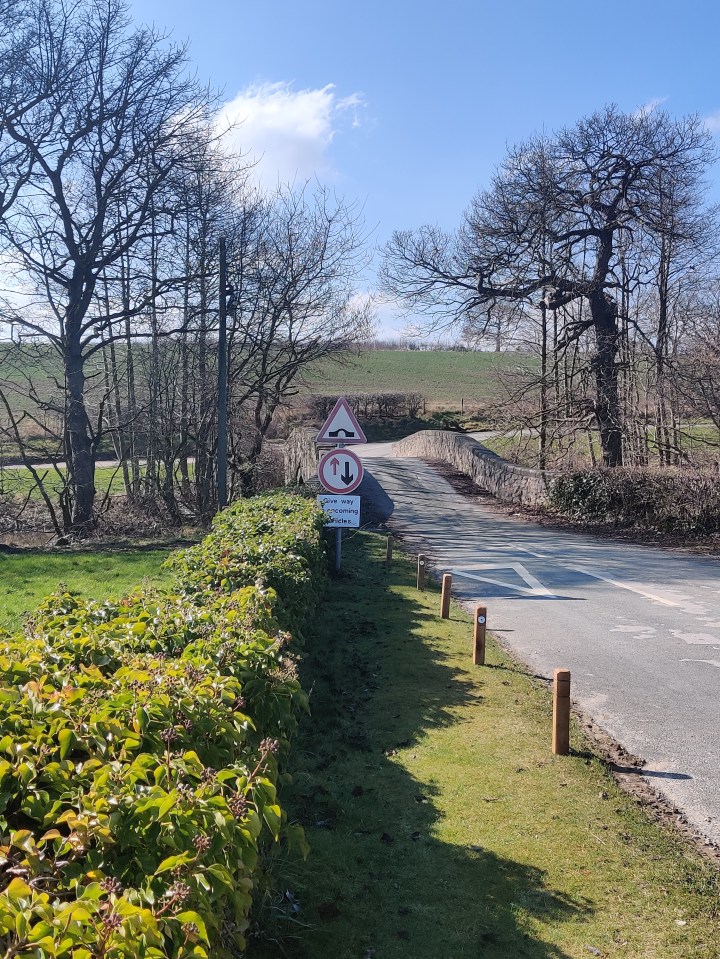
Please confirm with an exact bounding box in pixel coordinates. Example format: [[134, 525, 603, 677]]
[[0, 492, 326, 958], [164, 493, 327, 635], [550, 468, 720, 535]]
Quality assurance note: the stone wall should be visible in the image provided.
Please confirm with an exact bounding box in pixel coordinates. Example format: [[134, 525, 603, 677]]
[[391, 430, 557, 507], [284, 428, 320, 485]]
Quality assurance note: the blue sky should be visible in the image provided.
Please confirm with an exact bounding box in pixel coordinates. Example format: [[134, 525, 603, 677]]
[[130, 0, 720, 334]]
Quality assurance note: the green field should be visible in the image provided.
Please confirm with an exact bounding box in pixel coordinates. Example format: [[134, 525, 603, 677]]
[[0, 547, 172, 630], [1, 345, 528, 413], [304, 349, 537, 408], [0, 464, 134, 500]]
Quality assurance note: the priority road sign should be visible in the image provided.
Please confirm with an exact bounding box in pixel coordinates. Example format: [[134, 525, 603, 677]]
[[318, 447, 364, 494], [316, 397, 367, 445]]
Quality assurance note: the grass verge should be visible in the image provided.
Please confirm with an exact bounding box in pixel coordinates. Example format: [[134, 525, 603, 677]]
[[0, 547, 172, 630], [251, 531, 720, 959]]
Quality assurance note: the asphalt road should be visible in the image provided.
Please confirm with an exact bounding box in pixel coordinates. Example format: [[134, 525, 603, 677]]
[[357, 441, 720, 847]]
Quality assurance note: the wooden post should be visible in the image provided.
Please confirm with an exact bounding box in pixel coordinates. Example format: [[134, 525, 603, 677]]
[[385, 535, 393, 569], [440, 573, 452, 618], [473, 606, 487, 665], [417, 554, 426, 591], [552, 668, 571, 756], [335, 528, 342, 574]]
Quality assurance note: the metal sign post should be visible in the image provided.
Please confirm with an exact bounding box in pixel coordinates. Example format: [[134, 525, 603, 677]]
[[316, 397, 367, 573]]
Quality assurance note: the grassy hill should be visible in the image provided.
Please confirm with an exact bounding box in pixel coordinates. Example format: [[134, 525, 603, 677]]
[[302, 349, 537, 409], [1, 341, 534, 414]]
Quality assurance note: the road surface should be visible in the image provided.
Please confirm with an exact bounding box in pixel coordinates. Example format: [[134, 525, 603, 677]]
[[358, 441, 720, 848]]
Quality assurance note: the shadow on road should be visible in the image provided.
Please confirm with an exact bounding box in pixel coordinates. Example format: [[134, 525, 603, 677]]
[[610, 764, 693, 782], [358, 470, 394, 527]]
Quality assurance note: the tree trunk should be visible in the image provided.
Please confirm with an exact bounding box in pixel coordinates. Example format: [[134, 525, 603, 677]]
[[65, 338, 95, 531], [589, 291, 622, 467], [539, 300, 548, 470]]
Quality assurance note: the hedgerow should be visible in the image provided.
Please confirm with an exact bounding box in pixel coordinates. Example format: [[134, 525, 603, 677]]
[[0, 492, 326, 958], [164, 493, 327, 634], [550, 467, 720, 535]]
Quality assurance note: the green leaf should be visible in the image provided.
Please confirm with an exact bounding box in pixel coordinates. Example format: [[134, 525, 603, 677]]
[[155, 852, 194, 875], [6, 876, 32, 901], [176, 910, 209, 943], [10, 829, 35, 852], [156, 792, 178, 820], [58, 729, 75, 760], [284, 823, 311, 860]]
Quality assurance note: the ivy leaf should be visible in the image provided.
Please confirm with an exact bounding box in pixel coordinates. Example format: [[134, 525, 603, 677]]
[[176, 910, 209, 943], [155, 852, 194, 875]]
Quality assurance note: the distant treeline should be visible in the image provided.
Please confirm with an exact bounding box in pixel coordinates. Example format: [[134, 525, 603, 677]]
[[355, 338, 528, 352]]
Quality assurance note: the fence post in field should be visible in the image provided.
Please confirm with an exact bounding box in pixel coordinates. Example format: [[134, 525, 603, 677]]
[[385, 535, 393, 569]]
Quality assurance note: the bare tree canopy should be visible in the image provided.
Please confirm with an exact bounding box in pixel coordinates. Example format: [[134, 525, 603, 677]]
[[381, 106, 718, 467], [0, 0, 213, 530], [0, 0, 373, 534]]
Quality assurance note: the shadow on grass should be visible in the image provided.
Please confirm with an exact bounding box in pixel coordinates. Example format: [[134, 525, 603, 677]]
[[249, 533, 591, 958]]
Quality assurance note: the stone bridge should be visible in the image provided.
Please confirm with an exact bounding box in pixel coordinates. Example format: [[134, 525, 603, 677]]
[[285, 427, 556, 507]]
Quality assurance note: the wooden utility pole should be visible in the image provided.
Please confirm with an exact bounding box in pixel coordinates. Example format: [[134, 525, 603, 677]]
[[217, 236, 228, 509]]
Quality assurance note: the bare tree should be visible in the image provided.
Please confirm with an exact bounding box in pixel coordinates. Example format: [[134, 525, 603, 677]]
[[225, 183, 373, 496], [381, 106, 716, 467], [0, 0, 212, 532]]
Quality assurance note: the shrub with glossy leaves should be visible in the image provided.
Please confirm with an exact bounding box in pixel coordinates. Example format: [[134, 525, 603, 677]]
[[165, 492, 327, 634], [0, 492, 325, 958]]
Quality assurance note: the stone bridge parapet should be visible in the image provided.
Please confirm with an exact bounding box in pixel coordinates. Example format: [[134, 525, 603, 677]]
[[391, 430, 557, 507], [284, 427, 320, 486]]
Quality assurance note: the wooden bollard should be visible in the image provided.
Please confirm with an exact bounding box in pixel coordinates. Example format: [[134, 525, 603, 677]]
[[473, 606, 487, 665], [552, 668, 571, 755], [440, 573, 452, 618], [385, 535, 393, 569], [417, 554, 426, 591]]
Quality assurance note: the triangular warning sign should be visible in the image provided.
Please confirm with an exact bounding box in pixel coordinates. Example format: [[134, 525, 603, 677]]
[[316, 397, 367, 445]]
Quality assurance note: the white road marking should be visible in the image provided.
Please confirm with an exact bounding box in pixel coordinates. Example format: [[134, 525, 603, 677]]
[[451, 563, 556, 598], [563, 565, 681, 607], [680, 659, 720, 669], [516, 547, 681, 608]]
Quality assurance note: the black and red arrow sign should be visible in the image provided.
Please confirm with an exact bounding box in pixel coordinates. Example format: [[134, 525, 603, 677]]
[[317, 448, 364, 494]]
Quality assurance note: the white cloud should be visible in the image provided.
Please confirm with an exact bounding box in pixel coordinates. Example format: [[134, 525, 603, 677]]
[[633, 97, 668, 118], [216, 81, 364, 188], [703, 111, 720, 134]]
